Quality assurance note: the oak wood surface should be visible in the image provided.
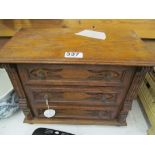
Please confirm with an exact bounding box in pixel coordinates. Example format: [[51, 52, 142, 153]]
[[0, 28, 154, 66], [142, 39, 155, 51], [0, 24, 16, 37], [36, 107, 118, 120], [62, 19, 155, 39], [0, 37, 11, 48], [17, 64, 135, 86], [16, 63, 135, 124], [1, 19, 155, 38], [24, 116, 126, 126], [25, 85, 124, 106]]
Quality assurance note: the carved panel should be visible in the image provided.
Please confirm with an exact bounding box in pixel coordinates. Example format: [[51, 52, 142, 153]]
[[37, 108, 117, 120], [17, 64, 134, 87], [28, 87, 120, 106], [29, 67, 123, 81]]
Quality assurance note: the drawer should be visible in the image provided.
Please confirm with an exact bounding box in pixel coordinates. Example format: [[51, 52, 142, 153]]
[[17, 64, 135, 86], [35, 106, 119, 120], [25, 85, 125, 106]]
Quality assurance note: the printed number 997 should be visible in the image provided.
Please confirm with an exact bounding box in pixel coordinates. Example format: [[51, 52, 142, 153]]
[[65, 52, 83, 58], [66, 52, 79, 56]]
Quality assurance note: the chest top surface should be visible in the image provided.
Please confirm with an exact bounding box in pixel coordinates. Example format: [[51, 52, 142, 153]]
[[0, 27, 154, 66]]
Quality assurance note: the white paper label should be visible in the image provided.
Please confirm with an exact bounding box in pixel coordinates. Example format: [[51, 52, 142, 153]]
[[64, 52, 83, 58], [75, 29, 106, 40], [44, 109, 56, 118]]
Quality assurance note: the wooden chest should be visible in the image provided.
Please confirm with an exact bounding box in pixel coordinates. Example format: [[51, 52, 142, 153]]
[[0, 27, 153, 125]]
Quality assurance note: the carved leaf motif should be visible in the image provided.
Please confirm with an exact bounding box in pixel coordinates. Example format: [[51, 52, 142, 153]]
[[86, 92, 115, 102], [29, 68, 62, 79], [88, 70, 120, 80]]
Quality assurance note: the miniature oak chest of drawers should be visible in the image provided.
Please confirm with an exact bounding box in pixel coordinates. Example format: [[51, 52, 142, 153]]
[[0, 28, 154, 125]]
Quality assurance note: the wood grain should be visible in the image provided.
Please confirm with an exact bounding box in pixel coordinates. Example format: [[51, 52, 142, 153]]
[[2, 19, 155, 38], [17, 64, 135, 86], [0, 28, 154, 66]]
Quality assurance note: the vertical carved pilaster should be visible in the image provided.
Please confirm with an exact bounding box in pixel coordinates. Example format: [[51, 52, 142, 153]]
[[3, 64, 33, 120], [118, 66, 152, 124]]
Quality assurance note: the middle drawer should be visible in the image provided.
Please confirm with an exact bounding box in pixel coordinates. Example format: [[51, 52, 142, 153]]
[[24, 85, 125, 107]]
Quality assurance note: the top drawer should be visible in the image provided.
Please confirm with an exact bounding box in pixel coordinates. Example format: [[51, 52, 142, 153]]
[[17, 64, 135, 86]]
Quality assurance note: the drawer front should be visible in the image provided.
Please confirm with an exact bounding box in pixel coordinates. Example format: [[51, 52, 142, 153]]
[[17, 64, 135, 86], [25, 86, 125, 106], [35, 106, 119, 120]]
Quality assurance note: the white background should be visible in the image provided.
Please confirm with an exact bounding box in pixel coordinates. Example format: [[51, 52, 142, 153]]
[[0, 0, 155, 18], [0, 0, 155, 154]]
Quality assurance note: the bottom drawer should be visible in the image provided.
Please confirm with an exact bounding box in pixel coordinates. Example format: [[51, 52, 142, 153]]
[[35, 106, 119, 120]]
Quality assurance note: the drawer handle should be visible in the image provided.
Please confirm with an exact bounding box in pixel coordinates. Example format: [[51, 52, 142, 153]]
[[44, 94, 56, 118]]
